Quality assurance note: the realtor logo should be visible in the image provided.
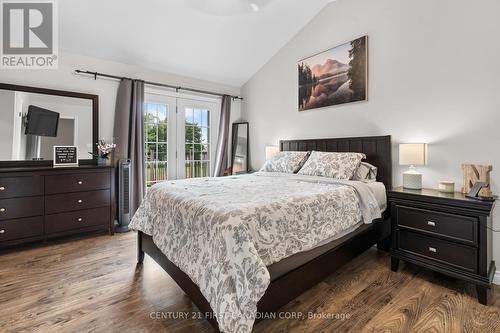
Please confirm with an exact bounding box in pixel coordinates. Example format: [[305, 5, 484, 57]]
[[1, 0, 58, 69]]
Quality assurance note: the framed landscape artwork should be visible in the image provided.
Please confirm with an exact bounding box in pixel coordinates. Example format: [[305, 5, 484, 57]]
[[298, 35, 367, 111]]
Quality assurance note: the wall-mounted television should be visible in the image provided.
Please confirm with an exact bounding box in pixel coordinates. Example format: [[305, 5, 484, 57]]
[[25, 105, 60, 137]]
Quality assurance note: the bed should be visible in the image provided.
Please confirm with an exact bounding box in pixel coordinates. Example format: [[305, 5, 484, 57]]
[[133, 135, 392, 333]]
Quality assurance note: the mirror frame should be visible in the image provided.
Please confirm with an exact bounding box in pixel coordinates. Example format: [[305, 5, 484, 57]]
[[231, 121, 249, 175], [0, 83, 98, 167]]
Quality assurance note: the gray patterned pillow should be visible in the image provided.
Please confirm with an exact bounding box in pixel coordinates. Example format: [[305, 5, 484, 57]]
[[260, 151, 310, 173], [297, 151, 366, 179], [353, 162, 378, 182]]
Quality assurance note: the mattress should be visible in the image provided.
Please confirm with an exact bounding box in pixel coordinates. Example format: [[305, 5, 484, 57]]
[[366, 181, 387, 212], [298, 182, 386, 254], [267, 181, 387, 281]]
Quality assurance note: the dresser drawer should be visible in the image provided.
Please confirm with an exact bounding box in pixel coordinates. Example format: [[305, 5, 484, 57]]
[[45, 207, 110, 234], [398, 230, 477, 272], [45, 189, 111, 214], [0, 197, 44, 221], [45, 172, 110, 194], [0, 217, 43, 242], [0, 176, 43, 199], [395, 205, 477, 245]]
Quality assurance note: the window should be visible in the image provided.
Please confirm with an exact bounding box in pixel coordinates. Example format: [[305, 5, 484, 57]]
[[184, 108, 210, 178], [144, 93, 218, 185], [144, 102, 168, 186]]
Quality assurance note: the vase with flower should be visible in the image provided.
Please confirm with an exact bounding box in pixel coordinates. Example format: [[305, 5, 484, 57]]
[[90, 139, 117, 166]]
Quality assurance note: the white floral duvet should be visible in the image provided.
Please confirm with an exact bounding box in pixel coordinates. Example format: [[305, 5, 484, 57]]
[[130, 172, 381, 333]]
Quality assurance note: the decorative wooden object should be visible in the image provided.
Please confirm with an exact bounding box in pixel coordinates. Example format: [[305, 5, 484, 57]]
[[461, 164, 493, 197]]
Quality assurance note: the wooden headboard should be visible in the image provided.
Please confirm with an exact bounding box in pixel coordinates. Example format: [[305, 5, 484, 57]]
[[280, 135, 392, 189]]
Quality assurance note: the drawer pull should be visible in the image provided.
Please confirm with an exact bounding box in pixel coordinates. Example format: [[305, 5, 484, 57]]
[[428, 247, 437, 253], [0, 186, 5, 191], [77, 218, 83, 222], [0, 208, 5, 212], [427, 221, 436, 227], [0, 229, 5, 234], [77, 199, 83, 204], [77, 181, 83, 185]]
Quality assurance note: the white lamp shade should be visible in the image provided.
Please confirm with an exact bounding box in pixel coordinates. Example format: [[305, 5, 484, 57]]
[[399, 143, 427, 166], [265, 146, 279, 161]]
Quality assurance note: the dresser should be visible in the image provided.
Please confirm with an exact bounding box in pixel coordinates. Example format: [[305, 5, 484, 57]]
[[388, 187, 495, 305], [0, 165, 115, 249]]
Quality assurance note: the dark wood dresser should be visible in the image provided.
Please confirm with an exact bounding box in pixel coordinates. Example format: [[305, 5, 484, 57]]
[[388, 187, 495, 305], [0, 165, 115, 249]]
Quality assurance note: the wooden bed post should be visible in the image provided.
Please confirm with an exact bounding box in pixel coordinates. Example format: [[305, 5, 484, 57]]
[[376, 211, 392, 251], [376, 236, 391, 251], [137, 231, 145, 264]]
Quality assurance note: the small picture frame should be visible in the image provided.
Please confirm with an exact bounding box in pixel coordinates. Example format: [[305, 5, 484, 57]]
[[53, 146, 79, 167]]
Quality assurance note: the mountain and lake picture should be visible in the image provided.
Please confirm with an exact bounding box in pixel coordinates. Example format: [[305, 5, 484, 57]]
[[298, 36, 367, 111]]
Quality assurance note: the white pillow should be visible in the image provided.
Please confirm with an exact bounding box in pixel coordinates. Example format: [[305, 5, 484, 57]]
[[260, 151, 310, 174], [352, 162, 378, 182], [297, 151, 365, 179]]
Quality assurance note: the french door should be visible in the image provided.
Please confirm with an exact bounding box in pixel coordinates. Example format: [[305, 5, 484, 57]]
[[144, 92, 219, 186]]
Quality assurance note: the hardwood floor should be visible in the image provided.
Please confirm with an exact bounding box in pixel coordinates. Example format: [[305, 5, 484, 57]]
[[1, 232, 499, 333]]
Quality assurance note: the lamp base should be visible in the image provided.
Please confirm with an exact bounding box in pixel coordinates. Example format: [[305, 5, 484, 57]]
[[403, 168, 422, 190]]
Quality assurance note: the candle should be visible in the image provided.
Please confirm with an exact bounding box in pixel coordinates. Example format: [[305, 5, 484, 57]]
[[438, 181, 455, 193]]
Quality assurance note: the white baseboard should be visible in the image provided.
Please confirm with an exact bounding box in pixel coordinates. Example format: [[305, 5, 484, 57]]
[[493, 271, 500, 286]]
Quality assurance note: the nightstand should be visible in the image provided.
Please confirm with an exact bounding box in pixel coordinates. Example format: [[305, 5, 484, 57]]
[[387, 187, 495, 305]]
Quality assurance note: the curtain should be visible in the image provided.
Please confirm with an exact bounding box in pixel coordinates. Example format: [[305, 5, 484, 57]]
[[113, 79, 145, 216], [213, 95, 231, 177]]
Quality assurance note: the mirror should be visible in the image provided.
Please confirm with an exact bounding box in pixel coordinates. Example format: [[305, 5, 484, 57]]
[[0, 83, 97, 166], [231, 122, 249, 175]]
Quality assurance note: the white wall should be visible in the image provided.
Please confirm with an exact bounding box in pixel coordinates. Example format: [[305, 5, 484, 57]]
[[0, 51, 241, 145], [242, 0, 500, 266], [0, 90, 15, 159], [26, 93, 93, 159]]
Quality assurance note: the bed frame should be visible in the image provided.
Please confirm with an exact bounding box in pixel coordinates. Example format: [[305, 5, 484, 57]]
[[137, 135, 392, 332]]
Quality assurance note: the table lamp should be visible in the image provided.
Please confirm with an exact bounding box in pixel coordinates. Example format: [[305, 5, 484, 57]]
[[399, 143, 427, 189], [265, 146, 279, 161]]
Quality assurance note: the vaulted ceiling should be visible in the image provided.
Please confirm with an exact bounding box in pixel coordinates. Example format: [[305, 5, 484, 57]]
[[60, 0, 332, 87]]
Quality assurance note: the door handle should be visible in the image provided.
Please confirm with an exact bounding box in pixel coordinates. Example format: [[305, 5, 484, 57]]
[[428, 247, 437, 253], [427, 221, 436, 227]]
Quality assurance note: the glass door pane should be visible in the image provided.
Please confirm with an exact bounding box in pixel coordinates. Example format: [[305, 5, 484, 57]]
[[143, 94, 219, 184], [177, 99, 218, 179], [144, 94, 177, 186]]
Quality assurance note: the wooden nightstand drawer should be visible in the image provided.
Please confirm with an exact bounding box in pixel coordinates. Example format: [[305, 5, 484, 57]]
[[45, 207, 110, 234], [0, 196, 44, 221], [45, 172, 111, 194], [395, 205, 477, 245], [0, 217, 43, 242], [398, 230, 477, 272], [45, 189, 110, 214], [0, 176, 43, 199]]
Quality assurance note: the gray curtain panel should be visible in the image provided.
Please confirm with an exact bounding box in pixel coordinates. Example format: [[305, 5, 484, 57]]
[[213, 95, 232, 177], [113, 79, 145, 215]]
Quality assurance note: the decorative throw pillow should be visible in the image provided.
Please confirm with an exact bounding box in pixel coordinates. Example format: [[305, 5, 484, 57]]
[[297, 151, 366, 179], [260, 151, 310, 173], [352, 162, 378, 182]]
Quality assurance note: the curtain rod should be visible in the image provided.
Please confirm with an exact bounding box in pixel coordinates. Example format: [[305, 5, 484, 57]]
[[74, 69, 243, 101]]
